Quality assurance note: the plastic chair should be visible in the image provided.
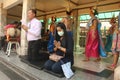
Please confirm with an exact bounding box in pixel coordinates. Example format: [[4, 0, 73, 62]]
[[6, 40, 20, 57]]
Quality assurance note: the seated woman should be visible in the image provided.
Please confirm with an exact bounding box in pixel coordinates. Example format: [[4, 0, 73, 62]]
[[44, 22, 74, 74]]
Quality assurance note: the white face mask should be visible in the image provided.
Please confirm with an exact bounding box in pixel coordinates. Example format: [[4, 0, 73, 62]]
[[58, 31, 64, 36]]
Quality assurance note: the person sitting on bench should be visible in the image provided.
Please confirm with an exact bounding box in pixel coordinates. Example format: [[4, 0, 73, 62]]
[[44, 22, 74, 74]]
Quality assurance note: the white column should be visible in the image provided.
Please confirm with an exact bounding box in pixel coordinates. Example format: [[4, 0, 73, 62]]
[[20, 0, 35, 55], [0, 3, 7, 36]]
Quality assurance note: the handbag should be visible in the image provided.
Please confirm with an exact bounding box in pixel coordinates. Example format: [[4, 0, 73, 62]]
[[49, 54, 63, 62], [60, 60, 74, 79]]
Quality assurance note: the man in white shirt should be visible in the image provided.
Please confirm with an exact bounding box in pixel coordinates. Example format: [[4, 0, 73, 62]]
[[21, 9, 42, 62]]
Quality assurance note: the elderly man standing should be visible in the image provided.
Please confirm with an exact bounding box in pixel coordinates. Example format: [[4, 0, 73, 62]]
[[21, 9, 42, 62]]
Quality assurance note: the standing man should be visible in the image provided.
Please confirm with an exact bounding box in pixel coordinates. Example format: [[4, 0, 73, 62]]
[[21, 9, 42, 62]]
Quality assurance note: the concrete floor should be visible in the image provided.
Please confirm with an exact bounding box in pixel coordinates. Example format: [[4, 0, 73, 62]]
[[0, 50, 117, 80], [0, 71, 10, 80]]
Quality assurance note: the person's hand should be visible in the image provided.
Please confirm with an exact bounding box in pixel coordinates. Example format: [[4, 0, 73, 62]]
[[57, 41, 61, 48], [49, 54, 63, 62], [49, 54, 55, 60], [115, 29, 120, 34], [20, 20, 27, 26], [22, 25, 28, 31], [20, 20, 28, 31], [54, 40, 58, 47]]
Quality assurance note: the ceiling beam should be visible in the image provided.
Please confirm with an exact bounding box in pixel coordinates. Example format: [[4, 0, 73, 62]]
[[74, 0, 120, 10], [64, 0, 78, 6], [38, 0, 120, 16], [37, 9, 66, 17], [8, 14, 21, 18], [69, 0, 79, 6], [46, 7, 65, 12], [17, 4, 46, 13], [36, 9, 46, 13], [3, 0, 22, 9]]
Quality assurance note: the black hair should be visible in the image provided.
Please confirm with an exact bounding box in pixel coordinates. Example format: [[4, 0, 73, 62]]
[[47, 29, 49, 32], [17, 22, 21, 26], [11, 21, 18, 25], [29, 9, 37, 17], [93, 9, 98, 15], [55, 22, 68, 47]]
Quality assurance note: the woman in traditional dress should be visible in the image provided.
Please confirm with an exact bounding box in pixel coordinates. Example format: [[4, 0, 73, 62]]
[[61, 17, 73, 37], [47, 16, 56, 53], [107, 17, 120, 70], [83, 8, 101, 62], [105, 18, 116, 53]]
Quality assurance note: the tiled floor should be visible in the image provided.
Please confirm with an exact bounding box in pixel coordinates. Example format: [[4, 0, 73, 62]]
[[0, 62, 26, 80], [0, 50, 117, 80], [0, 71, 10, 80], [74, 54, 105, 72]]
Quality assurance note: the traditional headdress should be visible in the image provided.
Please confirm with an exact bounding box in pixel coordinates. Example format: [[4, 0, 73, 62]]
[[51, 16, 56, 22], [110, 16, 116, 23], [90, 7, 98, 15]]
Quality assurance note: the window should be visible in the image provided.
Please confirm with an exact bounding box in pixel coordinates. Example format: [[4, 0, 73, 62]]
[[104, 12, 112, 18], [56, 18, 62, 22], [98, 13, 105, 19], [79, 11, 120, 21], [80, 15, 87, 21], [86, 15, 91, 20], [48, 18, 52, 24], [79, 10, 120, 29], [40, 20, 44, 22]]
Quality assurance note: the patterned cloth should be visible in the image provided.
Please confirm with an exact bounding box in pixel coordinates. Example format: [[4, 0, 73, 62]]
[[85, 29, 99, 58], [105, 34, 113, 52], [85, 17, 106, 58], [111, 32, 120, 53]]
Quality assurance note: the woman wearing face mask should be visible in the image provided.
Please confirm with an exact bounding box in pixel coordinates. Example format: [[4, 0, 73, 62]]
[[44, 22, 74, 74]]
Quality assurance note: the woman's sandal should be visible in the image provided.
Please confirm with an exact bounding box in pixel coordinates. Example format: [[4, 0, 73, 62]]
[[107, 64, 116, 70], [94, 58, 101, 62], [82, 59, 90, 62]]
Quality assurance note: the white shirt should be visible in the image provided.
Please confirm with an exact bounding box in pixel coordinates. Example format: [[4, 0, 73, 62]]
[[27, 18, 42, 41]]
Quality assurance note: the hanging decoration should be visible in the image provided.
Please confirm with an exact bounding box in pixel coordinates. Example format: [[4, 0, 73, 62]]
[[66, 0, 72, 15]]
